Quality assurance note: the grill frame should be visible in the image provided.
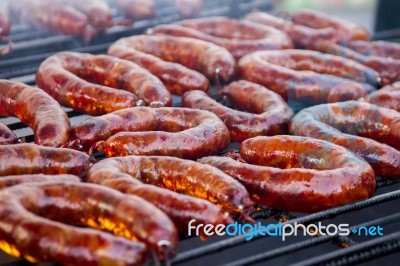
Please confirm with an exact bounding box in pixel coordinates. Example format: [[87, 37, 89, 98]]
[[1, 1, 400, 265]]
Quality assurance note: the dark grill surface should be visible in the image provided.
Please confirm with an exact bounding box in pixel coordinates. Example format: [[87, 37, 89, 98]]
[[0, 1, 400, 265]]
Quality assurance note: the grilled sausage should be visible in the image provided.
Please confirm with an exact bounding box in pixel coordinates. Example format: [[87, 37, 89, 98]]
[[36, 52, 172, 115], [182, 81, 293, 142], [363, 81, 400, 111], [0, 80, 70, 147], [347, 40, 400, 60], [238, 49, 377, 103], [313, 41, 399, 86], [10, 0, 98, 41], [0, 174, 80, 190], [87, 156, 234, 231], [290, 9, 370, 42], [0, 122, 17, 144], [199, 135, 375, 212], [115, 0, 156, 20], [108, 35, 235, 85], [72, 107, 230, 158], [149, 17, 293, 58], [290, 101, 400, 178], [0, 182, 179, 264], [0, 144, 90, 178], [244, 11, 336, 49], [87, 156, 253, 214]]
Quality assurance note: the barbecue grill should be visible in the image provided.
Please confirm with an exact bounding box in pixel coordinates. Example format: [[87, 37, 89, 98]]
[[0, 0, 399, 265]]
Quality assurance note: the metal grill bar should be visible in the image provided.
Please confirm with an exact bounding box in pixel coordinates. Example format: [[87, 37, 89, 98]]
[[1, 1, 400, 265], [219, 213, 400, 266], [292, 231, 400, 266], [172, 190, 400, 264]]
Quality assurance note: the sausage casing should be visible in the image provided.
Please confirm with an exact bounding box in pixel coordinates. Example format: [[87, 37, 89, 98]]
[[87, 156, 253, 214], [36, 52, 172, 115], [0, 80, 70, 147], [290, 9, 370, 42], [290, 101, 400, 177], [72, 107, 231, 159], [108, 35, 235, 83], [87, 157, 234, 231], [364, 81, 400, 111], [238, 49, 377, 103], [0, 174, 80, 190], [0, 182, 178, 264], [0, 144, 90, 178], [182, 80, 293, 142], [150, 17, 293, 58], [244, 11, 336, 49], [200, 136, 375, 212]]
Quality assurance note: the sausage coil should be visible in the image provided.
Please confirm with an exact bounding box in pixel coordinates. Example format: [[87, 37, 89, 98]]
[[149, 17, 293, 58], [0, 80, 70, 147], [200, 136, 375, 212], [87, 156, 234, 231], [36, 52, 172, 115], [238, 49, 377, 103], [290, 101, 400, 177], [72, 107, 230, 159], [182, 80, 293, 142]]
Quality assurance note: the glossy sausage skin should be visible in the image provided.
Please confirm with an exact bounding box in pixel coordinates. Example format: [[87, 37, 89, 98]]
[[290, 101, 400, 178], [115, 0, 155, 19], [244, 11, 336, 49], [0, 144, 90, 178], [238, 50, 377, 103], [0, 122, 17, 144], [109, 35, 235, 83], [363, 81, 400, 111], [0, 174, 80, 190], [10, 0, 98, 41], [182, 80, 293, 142], [313, 41, 400, 86], [0, 80, 70, 147], [150, 17, 293, 58], [87, 156, 234, 231], [200, 136, 375, 212], [0, 182, 179, 264], [290, 9, 370, 42], [348, 40, 400, 60], [36, 52, 172, 115], [108, 41, 209, 95], [87, 156, 253, 214], [73, 107, 231, 158]]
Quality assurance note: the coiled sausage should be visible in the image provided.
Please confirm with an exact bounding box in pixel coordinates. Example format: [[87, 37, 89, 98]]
[[0, 182, 178, 263], [199, 135, 375, 212], [290, 101, 400, 178], [149, 17, 293, 58], [238, 49, 377, 103], [87, 156, 253, 214], [182, 80, 293, 142], [36, 52, 172, 115], [72, 107, 231, 159], [0, 144, 90, 178], [108, 35, 235, 86], [0, 80, 70, 147]]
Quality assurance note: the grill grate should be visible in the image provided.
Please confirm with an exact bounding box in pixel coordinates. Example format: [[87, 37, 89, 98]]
[[1, 1, 400, 265]]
